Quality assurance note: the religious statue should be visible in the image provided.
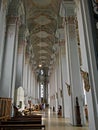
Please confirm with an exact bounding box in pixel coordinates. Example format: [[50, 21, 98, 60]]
[[80, 69, 90, 92], [65, 82, 71, 96]]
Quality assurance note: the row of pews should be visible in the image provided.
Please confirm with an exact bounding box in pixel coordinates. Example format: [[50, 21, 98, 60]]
[[0, 97, 45, 129], [0, 115, 45, 129]]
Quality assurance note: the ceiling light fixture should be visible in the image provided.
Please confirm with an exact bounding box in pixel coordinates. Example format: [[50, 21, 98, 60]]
[[39, 64, 42, 67]]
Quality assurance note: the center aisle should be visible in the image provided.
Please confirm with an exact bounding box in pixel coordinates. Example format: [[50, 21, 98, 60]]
[[33, 108, 89, 130]]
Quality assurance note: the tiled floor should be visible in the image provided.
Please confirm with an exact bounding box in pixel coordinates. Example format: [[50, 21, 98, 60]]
[[34, 108, 89, 130]]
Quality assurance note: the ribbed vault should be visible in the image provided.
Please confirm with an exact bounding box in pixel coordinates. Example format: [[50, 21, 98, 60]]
[[24, 0, 64, 80]]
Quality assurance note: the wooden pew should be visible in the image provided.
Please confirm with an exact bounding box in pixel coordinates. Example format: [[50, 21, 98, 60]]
[[11, 115, 42, 119], [0, 124, 45, 129], [1, 115, 42, 124], [1, 119, 41, 124], [0, 114, 45, 129], [10, 115, 42, 122]]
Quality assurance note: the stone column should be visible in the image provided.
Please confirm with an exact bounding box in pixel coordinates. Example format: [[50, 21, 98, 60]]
[[23, 54, 29, 106], [60, 46, 71, 118], [58, 47, 64, 117], [30, 70, 33, 103], [49, 73, 54, 108], [35, 75, 38, 104], [0, 2, 7, 79], [56, 55, 61, 106], [0, 16, 20, 99], [33, 74, 36, 104], [57, 51, 63, 109], [32, 73, 36, 103], [61, 1, 85, 125], [15, 42, 24, 88], [54, 66, 58, 112], [45, 83, 48, 104], [75, 0, 98, 130], [15, 38, 25, 108], [28, 64, 31, 99], [65, 14, 85, 125]]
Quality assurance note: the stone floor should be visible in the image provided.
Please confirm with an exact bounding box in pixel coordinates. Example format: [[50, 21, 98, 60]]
[[33, 108, 89, 130]]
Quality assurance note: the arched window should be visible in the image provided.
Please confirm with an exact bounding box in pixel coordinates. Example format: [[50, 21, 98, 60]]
[[41, 69, 44, 75], [41, 84, 44, 98]]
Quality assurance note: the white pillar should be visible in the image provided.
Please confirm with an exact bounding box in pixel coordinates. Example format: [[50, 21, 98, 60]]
[[58, 47, 64, 117], [23, 55, 29, 105], [54, 65, 58, 112], [28, 64, 31, 99], [62, 1, 85, 125], [0, 3, 7, 79], [15, 43, 24, 88], [76, 0, 98, 130], [56, 55, 61, 106], [61, 46, 71, 118], [30, 70, 37, 104], [49, 69, 56, 109], [16, 25, 26, 89], [30, 71, 33, 103], [33, 75, 39, 103], [0, 16, 19, 98]]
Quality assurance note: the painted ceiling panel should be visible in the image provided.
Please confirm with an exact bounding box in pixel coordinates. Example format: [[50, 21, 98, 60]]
[[34, 16, 51, 25], [36, 31, 50, 38], [32, 0, 51, 6], [37, 42, 49, 47], [24, 0, 63, 74]]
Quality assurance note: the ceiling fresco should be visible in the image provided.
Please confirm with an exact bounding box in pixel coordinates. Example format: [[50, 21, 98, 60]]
[[24, 0, 64, 77]]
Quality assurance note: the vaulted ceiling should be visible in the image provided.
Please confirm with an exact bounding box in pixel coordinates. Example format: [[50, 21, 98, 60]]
[[24, 0, 64, 77]]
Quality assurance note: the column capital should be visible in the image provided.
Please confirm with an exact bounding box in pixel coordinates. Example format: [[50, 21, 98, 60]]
[[2, 0, 8, 12], [60, 1, 76, 17], [65, 16, 77, 24], [7, 16, 21, 25]]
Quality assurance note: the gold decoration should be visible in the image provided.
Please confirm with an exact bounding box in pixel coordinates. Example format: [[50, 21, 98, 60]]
[[65, 82, 71, 96], [80, 69, 90, 92]]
